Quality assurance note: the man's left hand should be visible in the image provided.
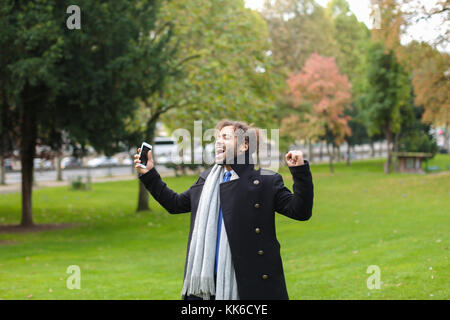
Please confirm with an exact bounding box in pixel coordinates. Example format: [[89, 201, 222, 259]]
[[285, 150, 305, 167]]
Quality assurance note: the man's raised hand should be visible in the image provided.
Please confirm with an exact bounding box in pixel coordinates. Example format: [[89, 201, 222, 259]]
[[134, 147, 154, 174], [285, 150, 305, 167]]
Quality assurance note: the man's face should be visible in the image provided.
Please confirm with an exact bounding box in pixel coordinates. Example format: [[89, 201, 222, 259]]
[[215, 125, 248, 164]]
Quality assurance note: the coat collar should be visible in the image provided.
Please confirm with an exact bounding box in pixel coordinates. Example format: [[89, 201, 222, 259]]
[[229, 162, 256, 178], [226, 151, 257, 178]]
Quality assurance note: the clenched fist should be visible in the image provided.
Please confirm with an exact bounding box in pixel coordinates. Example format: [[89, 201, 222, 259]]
[[134, 147, 154, 175], [285, 150, 304, 167]]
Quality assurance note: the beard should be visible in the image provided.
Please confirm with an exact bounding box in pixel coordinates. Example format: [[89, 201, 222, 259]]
[[215, 148, 250, 166]]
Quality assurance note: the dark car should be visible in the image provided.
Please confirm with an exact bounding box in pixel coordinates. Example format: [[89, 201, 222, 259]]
[[4, 158, 14, 171]]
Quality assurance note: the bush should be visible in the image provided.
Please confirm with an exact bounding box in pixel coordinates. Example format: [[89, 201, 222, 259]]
[[69, 175, 91, 191]]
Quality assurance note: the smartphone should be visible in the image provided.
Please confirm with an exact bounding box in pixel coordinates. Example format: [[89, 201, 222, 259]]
[[138, 142, 152, 169]]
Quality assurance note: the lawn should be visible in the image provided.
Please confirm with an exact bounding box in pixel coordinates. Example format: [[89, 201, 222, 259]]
[[0, 155, 449, 300]]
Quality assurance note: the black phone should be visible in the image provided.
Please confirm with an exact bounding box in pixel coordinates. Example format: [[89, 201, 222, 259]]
[[138, 142, 152, 169]]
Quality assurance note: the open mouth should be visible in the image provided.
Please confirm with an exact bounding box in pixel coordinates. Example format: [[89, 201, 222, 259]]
[[215, 147, 225, 156]]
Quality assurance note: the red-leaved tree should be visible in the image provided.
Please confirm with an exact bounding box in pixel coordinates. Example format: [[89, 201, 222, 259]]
[[282, 53, 352, 172]]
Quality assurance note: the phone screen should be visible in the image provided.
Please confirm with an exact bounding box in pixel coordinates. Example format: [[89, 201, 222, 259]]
[[139, 145, 151, 167]]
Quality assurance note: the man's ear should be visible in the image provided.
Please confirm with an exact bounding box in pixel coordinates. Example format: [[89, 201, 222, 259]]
[[240, 141, 249, 152]]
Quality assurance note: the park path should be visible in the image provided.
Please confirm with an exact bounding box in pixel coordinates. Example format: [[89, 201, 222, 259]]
[[0, 171, 178, 194]]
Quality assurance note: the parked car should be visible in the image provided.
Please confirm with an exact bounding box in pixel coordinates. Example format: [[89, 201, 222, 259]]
[[33, 158, 53, 170], [4, 158, 14, 171], [42, 160, 53, 169], [87, 156, 119, 167], [61, 157, 82, 169], [153, 137, 178, 164], [33, 158, 42, 169], [122, 157, 133, 165]]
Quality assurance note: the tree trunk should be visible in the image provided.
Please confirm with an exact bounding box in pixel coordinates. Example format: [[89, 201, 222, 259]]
[[137, 178, 150, 211], [0, 154, 5, 185], [326, 142, 334, 173], [130, 153, 135, 175], [384, 128, 393, 174], [319, 142, 323, 161], [393, 132, 399, 172], [20, 95, 38, 227], [346, 142, 351, 166], [55, 151, 63, 181], [308, 138, 313, 162], [370, 140, 375, 157]]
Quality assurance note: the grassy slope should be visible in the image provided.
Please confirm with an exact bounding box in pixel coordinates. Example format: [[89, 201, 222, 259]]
[[0, 155, 448, 299]]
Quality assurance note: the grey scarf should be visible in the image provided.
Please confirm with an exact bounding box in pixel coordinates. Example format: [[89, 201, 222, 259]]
[[181, 164, 239, 300]]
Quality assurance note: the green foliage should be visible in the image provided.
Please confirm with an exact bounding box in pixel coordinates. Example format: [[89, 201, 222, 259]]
[[262, 0, 339, 73], [397, 105, 439, 155], [158, 0, 284, 133], [360, 42, 412, 137], [326, 0, 371, 97], [0, 0, 174, 155]]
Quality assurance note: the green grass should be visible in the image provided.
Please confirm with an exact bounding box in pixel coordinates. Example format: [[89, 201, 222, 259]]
[[0, 155, 449, 300]]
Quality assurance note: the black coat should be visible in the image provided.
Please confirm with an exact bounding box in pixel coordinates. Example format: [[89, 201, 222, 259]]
[[138, 160, 314, 300]]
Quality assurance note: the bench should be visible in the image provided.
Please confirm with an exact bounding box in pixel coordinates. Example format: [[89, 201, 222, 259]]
[[425, 165, 441, 173]]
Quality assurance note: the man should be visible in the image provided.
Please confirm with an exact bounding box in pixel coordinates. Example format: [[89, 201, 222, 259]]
[[134, 120, 314, 300]]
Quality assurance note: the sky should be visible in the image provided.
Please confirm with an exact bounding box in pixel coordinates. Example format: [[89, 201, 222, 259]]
[[244, 0, 449, 52]]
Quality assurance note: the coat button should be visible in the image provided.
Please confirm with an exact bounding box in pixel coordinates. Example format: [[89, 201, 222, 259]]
[[257, 250, 264, 256], [262, 274, 269, 280], [254, 203, 260, 209], [253, 179, 260, 185], [255, 228, 261, 234]]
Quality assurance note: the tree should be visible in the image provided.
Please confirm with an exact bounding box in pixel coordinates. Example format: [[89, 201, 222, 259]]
[[0, 0, 174, 226], [403, 41, 450, 151], [152, 0, 284, 164], [370, 0, 449, 153], [326, 0, 373, 165], [284, 53, 352, 172], [261, 0, 339, 73], [360, 42, 412, 173], [396, 93, 439, 156]]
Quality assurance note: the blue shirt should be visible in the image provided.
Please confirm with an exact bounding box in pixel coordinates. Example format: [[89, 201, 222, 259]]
[[214, 170, 232, 275]]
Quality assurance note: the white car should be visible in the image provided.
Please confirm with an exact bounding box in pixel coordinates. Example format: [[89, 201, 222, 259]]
[[122, 158, 133, 165], [87, 156, 118, 167]]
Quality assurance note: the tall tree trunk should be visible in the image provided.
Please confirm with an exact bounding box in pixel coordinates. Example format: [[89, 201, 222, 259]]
[[346, 142, 351, 166], [55, 150, 63, 181], [319, 142, 323, 161], [326, 142, 334, 173], [130, 153, 135, 175], [137, 179, 150, 211], [384, 128, 393, 174], [393, 132, 399, 172], [337, 145, 341, 162], [20, 94, 38, 226], [0, 154, 5, 185], [370, 140, 375, 157], [308, 138, 313, 162]]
